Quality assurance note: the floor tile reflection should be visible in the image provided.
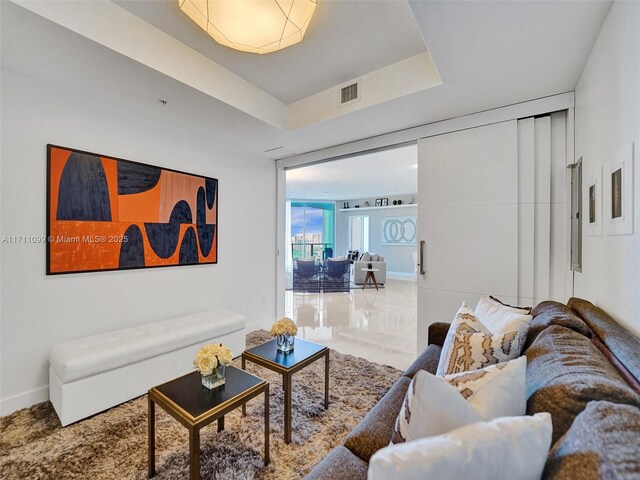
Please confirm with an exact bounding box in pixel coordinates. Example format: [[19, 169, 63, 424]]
[[285, 279, 417, 370]]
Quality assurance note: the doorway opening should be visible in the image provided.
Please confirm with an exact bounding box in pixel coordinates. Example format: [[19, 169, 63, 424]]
[[281, 143, 418, 370]]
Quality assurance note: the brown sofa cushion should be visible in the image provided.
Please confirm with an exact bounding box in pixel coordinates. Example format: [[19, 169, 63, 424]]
[[568, 297, 640, 386], [543, 401, 640, 479], [427, 322, 450, 347], [403, 344, 441, 379], [525, 325, 640, 443], [343, 376, 411, 462], [303, 446, 368, 480], [524, 301, 591, 350]]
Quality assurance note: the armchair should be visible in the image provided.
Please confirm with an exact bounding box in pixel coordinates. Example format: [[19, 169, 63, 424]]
[[322, 258, 351, 293], [293, 258, 321, 293]]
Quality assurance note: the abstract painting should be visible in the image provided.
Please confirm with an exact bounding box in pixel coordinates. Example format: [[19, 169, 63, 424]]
[[47, 145, 218, 274]]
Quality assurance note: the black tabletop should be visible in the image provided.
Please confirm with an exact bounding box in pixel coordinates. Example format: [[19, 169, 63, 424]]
[[245, 338, 327, 370], [153, 366, 265, 419]]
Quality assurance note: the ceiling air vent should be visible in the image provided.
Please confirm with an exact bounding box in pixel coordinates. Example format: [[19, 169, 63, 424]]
[[340, 82, 359, 104]]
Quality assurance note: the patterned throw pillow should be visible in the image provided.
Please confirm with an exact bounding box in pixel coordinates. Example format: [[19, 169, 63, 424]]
[[436, 303, 520, 376], [391, 357, 527, 444]]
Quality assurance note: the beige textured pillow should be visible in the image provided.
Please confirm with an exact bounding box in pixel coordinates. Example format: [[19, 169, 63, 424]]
[[392, 357, 527, 444], [436, 303, 520, 376]]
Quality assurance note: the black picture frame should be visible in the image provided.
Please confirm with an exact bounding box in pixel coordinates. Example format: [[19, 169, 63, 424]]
[[375, 199, 382, 207], [381, 198, 389, 206]]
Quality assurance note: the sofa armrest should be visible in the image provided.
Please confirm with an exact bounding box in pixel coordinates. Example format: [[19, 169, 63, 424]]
[[428, 322, 450, 347]]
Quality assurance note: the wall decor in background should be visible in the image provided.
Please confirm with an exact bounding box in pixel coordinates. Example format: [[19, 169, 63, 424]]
[[584, 166, 602, 236], [604, 142, 634, 236], [381, 216, 417, 245], [47, 145, 218, 274]]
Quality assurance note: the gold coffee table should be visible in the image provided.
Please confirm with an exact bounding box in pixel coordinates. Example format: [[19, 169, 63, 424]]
[[148, 366, 269, 480], [242, 338, 329, 444]]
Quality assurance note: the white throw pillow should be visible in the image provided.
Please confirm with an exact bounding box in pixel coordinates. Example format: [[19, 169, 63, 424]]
[[369, 413, 553, 480], [391, 357, 526, 444], [436, 303, 520, 376], [475, 296, 532, 346]]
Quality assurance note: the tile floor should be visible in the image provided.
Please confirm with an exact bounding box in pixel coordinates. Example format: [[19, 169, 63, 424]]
[[284, 278, 417, 370]]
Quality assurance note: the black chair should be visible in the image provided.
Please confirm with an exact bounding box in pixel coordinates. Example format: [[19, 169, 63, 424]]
[[322, 259, 351, 293], [293, 258, 321, 293]]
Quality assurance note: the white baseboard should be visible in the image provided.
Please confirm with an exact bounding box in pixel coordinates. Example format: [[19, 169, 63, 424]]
[[0, 385, 49, 416]]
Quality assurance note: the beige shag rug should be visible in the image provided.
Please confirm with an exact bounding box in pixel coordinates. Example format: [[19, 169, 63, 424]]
[[0, 330, 401, 479]]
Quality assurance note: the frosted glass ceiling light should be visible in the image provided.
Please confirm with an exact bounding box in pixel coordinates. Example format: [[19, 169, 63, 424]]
[[178, 0, 318, 55]]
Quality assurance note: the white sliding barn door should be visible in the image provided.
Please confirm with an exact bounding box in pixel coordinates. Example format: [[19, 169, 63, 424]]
[[416, 114, 568, 349]]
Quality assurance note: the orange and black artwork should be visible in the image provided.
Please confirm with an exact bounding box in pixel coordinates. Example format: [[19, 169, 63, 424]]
[[46, 145, 217, 274]]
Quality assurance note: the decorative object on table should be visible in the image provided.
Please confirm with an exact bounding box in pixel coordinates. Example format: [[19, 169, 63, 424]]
[[393, 200, 398, 205], [409, 196, 415, 204], [397, 200, 402, 205], [367, 263, 373, 269], [355, 205, 360, 208], [604, 142, 635, 235], [381, 198, 389, 206], [375, 198, 382, 207], [47, 144, 218, 274], [193, 343, 233, 389], [270, 317, 298, 353], [364, 201, 370, 207], [381, 216, 417, 245]]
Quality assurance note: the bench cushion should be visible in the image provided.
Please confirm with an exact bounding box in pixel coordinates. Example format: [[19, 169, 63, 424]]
[[50, 310, 245, 383]]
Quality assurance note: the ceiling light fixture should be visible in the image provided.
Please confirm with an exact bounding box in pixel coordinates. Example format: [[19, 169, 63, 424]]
[[178, 0, 318, 55]]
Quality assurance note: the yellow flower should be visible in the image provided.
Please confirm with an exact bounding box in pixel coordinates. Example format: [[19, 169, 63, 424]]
[[217, 345, 233, 365], [270, 317, 298, 337], [193, 343, 233, 374]]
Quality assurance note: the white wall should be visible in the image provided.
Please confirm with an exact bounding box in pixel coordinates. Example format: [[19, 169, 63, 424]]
[[0, 70, 276, 414], [574, 1, 640, 337], [336, 195, 417, 274]]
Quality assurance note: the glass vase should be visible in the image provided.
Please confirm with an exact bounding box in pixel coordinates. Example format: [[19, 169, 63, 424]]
[[201, 364, 226, 389], [276, 334, 295, 353]]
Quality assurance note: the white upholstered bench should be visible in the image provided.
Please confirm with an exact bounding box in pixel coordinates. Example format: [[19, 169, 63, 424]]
[[49, 309, 246, 426]]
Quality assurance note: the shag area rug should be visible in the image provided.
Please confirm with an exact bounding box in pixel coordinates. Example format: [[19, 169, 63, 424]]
[[0, 330, 401, 479]]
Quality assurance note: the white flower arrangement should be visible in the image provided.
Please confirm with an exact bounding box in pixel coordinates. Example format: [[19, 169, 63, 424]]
[[193, 343, 233, 376], [270, 317, 298, 337]]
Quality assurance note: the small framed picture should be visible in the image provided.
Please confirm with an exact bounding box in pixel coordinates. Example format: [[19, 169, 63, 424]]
[[604, 142, 635, 236], [375, 199, 382, 207], [584, 166, 602, 237], [381, 198, 389, 206]]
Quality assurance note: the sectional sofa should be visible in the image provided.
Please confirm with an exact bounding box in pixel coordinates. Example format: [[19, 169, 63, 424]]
[[304, 297, 640, 479]]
